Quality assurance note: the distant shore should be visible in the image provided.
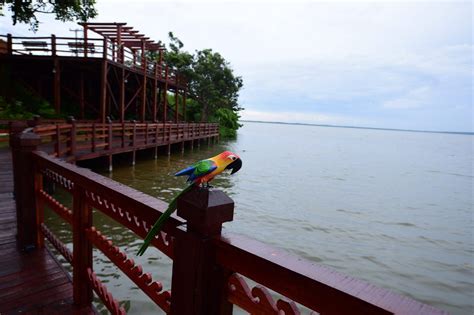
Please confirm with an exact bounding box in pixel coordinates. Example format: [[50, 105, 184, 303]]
[[240, 120, 474, 136]]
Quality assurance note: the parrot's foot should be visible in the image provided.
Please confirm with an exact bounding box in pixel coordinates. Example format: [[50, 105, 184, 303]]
[[199, 183, 213, 189]]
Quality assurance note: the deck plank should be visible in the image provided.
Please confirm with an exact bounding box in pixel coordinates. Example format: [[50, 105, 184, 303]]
[[0, 149, 94, 314]]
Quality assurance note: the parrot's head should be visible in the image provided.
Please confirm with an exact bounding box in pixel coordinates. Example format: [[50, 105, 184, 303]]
[[218, 151, 242, 175]]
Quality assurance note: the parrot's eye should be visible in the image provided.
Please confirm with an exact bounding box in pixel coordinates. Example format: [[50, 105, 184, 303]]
[[229, 155, 237, 161]]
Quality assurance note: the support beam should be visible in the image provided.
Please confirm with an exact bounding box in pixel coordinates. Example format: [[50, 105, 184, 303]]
[[163, 67, 168, 122], [79, 72, 85, 119], [182, 89, 187, 122], [141, 39, 147, 122], [53, 58, 60, 115], [117, 24, 122, 63], [152, 65, 158, 122], [83, 24, 88, 58], [175, 89, 179, 123], [119, 68, 125, 122], [100, 61, 108, 123]]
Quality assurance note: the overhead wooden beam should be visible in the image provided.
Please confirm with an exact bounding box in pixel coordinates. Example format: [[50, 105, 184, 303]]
[[79, 22, 127, 26]]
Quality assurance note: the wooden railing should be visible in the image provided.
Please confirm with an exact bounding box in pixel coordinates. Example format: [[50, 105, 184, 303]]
[[10, 131, 448, 315], [20, 120, 219, 162], [0, 34, 185, 87]]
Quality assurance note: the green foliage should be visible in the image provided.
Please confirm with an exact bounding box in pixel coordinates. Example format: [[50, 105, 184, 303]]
[[162, 34, 243, 138], [0, 97, 32, 119], [0, 0, 97, 31], [0, 71, 58, 120], [214, 108, 242, 138], [0, 96, 56, 120]]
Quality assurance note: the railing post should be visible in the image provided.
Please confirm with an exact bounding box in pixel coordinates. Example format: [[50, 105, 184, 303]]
[[102, 38, 108, 60], [92, 122, 96, 152], [51, 34, 56, 56], [11, 132, 42, 251], [72, 185, 93, 308], [107, 117, 113, 151], [171, 187, 235, 315], [67, 116, 76, 157], [7, 33, 12, 54]]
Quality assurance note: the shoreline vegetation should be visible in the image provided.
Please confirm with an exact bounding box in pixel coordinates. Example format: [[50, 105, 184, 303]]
[[241, 120, 474, 136]]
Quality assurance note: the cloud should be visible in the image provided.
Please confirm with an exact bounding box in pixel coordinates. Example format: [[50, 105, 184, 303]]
[[0, 1, 472, 131], [382, 86, 432, 109]]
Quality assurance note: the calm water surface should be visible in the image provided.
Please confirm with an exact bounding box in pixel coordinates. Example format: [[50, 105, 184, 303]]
[[46, 122, 473, 314]]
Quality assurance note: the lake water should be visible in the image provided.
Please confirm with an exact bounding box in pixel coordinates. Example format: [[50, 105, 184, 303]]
[[46, 121, 473, 314]]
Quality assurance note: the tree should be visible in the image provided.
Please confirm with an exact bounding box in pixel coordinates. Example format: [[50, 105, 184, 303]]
[[0, 0, 97, 31], [162, 33, 243, 136], [190, 49, 243, 122]]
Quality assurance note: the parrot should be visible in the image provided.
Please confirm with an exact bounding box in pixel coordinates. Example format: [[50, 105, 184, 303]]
[[137, 151, 242, 256]]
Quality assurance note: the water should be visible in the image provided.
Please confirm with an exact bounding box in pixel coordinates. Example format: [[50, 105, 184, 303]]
[[45, 122, 473, 314]]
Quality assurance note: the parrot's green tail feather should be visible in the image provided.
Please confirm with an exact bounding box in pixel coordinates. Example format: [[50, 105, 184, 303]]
[[137, 184, 194, 256]]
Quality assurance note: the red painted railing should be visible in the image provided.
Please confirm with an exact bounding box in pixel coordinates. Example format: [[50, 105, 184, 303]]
[[10, 131, 448, 315], [8, 119, 218, 163]]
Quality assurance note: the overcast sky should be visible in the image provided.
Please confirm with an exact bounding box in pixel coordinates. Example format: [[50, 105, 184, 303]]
[[1, 0, 472, 132]]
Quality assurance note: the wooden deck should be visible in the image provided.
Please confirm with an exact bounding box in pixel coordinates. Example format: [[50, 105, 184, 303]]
[[0, 149, 94, 314]]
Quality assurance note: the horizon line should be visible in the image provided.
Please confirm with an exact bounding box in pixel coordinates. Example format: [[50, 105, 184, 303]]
[[240, 120, 474, 135]]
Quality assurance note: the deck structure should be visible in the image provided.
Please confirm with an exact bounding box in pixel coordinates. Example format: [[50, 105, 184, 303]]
[[0, 22, 187, 123], [0, 148, 95, 314]]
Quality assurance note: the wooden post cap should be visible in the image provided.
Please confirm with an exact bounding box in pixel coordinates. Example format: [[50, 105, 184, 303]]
[[13, 132, 41, 148], [177, 187, 234, 236]]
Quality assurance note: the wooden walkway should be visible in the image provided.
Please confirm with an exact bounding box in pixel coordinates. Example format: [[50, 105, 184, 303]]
[[0, 149, 93, 314]]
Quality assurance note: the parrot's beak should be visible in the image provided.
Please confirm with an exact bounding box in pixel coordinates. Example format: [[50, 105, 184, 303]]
[[225, 158, 242, 175]]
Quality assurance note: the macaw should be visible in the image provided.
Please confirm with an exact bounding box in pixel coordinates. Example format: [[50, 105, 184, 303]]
[[137, 151, 242, 256]]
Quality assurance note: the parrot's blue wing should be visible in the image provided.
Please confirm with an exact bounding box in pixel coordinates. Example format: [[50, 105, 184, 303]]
[[175, 166, 196, 176]]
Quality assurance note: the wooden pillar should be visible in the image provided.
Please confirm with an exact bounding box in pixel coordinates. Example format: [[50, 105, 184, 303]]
[[171, 187, 234, 315], [102, 38, 108, 60], [141, 40, 147, 122], [117, 25, 122, 64], [6, 33, 12, 54], [100, 61, 108, 123], [11, 132, 42, 251], [163, 66, 168, 122], [112, 42, 116, 62], [79, 72, 85, 119], [175, 89, 179, 123], [182, 89, 187, 122], [152, 65, 158, 122], [83, 24, 88, 58], [67, 117, 77, 157], [72, 185, 93, 307], [132, 122, 137, 165], [52, 35, 60, 115], [119, 68, 125, 122]]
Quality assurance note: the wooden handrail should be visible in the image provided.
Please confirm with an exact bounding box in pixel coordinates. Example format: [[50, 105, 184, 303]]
[[3, 33, 188, 88], [32, 121, 219, 161]]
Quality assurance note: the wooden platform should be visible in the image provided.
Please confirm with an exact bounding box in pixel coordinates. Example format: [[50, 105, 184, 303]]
[[0, 149, 93, 314]]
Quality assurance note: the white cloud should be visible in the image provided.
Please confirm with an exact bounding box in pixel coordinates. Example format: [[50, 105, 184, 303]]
[[382, 86, 432, 109], [0, 1, 471, 131]]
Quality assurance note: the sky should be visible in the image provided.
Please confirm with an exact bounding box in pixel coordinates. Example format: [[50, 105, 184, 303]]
[[1, 0, 472, 132]]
